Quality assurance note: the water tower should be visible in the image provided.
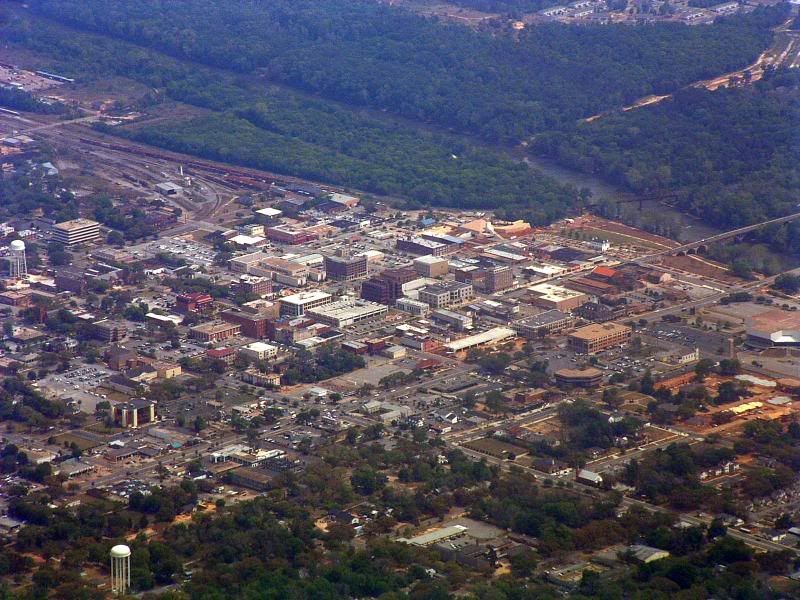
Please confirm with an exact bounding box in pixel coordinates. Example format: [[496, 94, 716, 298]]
[[110, 544, 131, 596], [8, 240, 27, 278]]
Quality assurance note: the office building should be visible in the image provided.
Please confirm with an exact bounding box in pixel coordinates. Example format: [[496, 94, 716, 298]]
[[242, 368, 281, 388], [51, 218, 101, 246], [325, 253, 368, 281], [239, 341, 278, 362], [396, 236, 448, 257], [514, 310, 575, 338], [221, 305, 277, 339], [279, 290, 333, 317], [567, 322, 631, 354], [485, 265, 513, 293], [431, 309, 473, 332], [413, 255, 449, 278], [229, 251, 270, 274], [418, 281, 474, 309], [112, 399, 156, 428], [238, 274, 272, 297], [528, 283, 589, 312], [54, 268, 87, 294], [91, 319, 127, 342], [189, 321, 241, 343], [554, 367, 604, 388], [265, 225, 317, 245], [395, 297, 430, 316], [360, 268, 417, 304]]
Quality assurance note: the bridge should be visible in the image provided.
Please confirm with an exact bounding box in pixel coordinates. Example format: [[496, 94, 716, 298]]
[[636, 211, 800, 264]]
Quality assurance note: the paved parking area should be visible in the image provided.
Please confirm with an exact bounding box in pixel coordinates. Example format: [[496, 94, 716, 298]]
[[40, 365, 112, 413]]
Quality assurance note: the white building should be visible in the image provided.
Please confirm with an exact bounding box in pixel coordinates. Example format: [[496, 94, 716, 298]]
[[51, 218, 100, 246], [279, 290, 333, 317], [239, 341, 278, 362]]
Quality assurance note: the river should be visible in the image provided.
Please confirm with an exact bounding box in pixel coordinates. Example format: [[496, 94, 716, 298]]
[[523, 154, 723, 243]]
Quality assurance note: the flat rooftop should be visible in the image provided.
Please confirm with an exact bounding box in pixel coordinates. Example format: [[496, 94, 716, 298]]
[[280, 290, 332, 305], [569, 322, 630, 340], [529, 282, 586, 301], [53, 218, 99, 232]]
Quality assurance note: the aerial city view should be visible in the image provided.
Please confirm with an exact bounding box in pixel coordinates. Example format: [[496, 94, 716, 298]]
[[0, 0, 799, 598]]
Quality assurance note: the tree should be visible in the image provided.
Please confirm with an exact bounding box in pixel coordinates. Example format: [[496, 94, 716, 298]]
[[773, 273, 800, 294], [107, 230, 126, 246], [775, 513, 792, 530], [640, 369, 655, 395], [717, 359, 741, 376], [509, 549, 537, 578], [350, 466, 387, 495], [602, 387, 623, 409], [729, 260, 754, 280], [715, 381, 744, 405], [694, 359, 715, 381], [707, 517, 726, 539]]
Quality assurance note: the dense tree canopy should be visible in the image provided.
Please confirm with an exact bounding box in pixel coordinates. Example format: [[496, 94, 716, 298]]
[[20, 0, 784, 141], [534, 68, 800, 249]]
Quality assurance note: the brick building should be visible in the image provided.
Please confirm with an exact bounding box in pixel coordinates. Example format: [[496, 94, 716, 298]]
[[567, 322, 631, 354]]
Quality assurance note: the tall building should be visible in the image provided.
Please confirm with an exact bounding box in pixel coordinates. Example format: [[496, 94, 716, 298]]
[[360, 268, 417, 304], [91, 319, 128, 342], [413, 255, 448, 278], [485, 265, 513, 293], [51, 218, 101, 246], [7, 240, 27, 278], [110, 545, 131, 596], [279, 290, 333, 317], [325, 252, 368, 281]]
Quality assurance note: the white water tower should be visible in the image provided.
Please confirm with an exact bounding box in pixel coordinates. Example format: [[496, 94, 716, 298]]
[[8, 240, 27, 278], [110, 544, 131, 596]]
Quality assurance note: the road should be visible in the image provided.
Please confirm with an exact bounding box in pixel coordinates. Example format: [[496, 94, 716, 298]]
[[636, 212, 800, 264]]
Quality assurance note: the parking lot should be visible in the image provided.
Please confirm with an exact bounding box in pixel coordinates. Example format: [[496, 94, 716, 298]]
[[641, 323, 729, 356], [39, 365, 112, 413]]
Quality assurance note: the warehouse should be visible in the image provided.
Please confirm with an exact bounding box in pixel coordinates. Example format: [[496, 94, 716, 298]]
[[745, 309, 800, 348]]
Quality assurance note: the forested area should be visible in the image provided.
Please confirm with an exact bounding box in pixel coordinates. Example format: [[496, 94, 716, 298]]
[[0, 170, 77, 223], [20, 0, 784, 141], [0, 87, 66, 114], [0, 1, 788, 222], [1, 7, 578, 221], [533, 68, 800, 250], [445, 0, 558, 13]]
